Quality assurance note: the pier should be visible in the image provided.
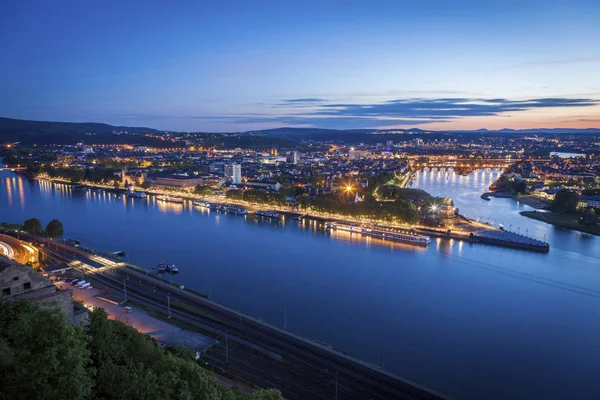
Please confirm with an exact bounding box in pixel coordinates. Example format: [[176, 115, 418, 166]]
[[291, 213, 550, 252]]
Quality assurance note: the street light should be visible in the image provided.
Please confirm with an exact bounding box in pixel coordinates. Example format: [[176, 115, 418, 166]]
[[325, 369, 339, 400], [123, 276, 129, 303], [167, 293, 171, 319], [216, 329, 229, 364]]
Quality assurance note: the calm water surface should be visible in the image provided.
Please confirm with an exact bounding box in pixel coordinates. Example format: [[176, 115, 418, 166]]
[[2, 170, 600, 400]]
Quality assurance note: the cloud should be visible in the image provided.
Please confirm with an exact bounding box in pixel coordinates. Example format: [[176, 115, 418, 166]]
[[264, 97, 600, 128], [280, 98, 325, 104], [231, 115, 444, 129], [108, 96, 600, 130], [305, 97, 599, 119], [472, 55, 600, 73]]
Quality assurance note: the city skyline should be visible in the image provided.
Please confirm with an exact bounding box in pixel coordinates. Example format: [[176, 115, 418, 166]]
[[1, 0, 599, 132]]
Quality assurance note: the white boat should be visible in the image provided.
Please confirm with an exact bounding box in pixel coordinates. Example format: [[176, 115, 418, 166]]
[[156, 195, 183, 204], [193, 200, 212, 208], [324, 222, 361, 233], [255, 210, 280, 219], [232, 207, 248, 215], [326, 222, 430, 246], [223, 205, 248, 215], [367, 225, 430, 246], [157, 262, 168, 272], [167, 264, 179, 273], [157, 263, 179, 273]]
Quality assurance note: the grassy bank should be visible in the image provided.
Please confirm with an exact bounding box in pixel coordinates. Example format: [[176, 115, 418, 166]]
[[481, 192, 549, 209], [520, 211, 600, 236]]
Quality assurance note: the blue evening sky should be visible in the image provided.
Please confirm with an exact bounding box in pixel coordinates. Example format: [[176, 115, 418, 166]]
[[1, 0, 599, 131]]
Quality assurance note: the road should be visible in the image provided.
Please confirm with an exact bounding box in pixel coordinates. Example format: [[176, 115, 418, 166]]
[[27, 233, 450, 400], [65, 282, 216, 350], [0, 233, 38, 264]]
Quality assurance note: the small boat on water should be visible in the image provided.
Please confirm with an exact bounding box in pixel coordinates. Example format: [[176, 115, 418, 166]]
[[156, 195, 183, 204], [255, 210, 280, 219], [224, 206, 248, 215], [193, 200, 212, 208], [194, 200, 247, 215], [167, 264, 179, 273], [157, 262, 179, 273]]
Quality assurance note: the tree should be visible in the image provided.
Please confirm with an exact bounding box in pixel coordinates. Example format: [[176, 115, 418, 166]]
[[511, 180, 527, 194], [194, 185, 212, 196], [45, 219, 64, 239], [85, 307, 283, 399], [0, 302, 92, 400], [140, 182, 152, 189], [1, 302, 283, 400], [550, 189, 580, 213], [363, 193, 377, 203], [297, 197, 309, 209], [23, 218, 42, 235], [579, 211, 599, 226], [226, 189, 244, 200]]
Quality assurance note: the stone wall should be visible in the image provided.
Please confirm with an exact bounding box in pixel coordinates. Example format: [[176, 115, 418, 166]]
[[1, 258, 88, 325]]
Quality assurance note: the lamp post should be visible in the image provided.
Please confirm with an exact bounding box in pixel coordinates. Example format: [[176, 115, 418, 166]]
[[123, 276, 129, 303], [325, 369, 339, 399], [335, 372, 338, 400], [216, 329, 229, 364], [167, 292, 171, 319]]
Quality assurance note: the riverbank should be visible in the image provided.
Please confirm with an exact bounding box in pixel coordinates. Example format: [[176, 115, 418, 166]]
[[35, 174, 551, 252], [520, 211, 600, 236], [481, 191, 512, 200], [481, 191, 549, 209]]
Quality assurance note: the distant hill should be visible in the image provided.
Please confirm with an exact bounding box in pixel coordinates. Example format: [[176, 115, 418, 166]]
[[2, 116, 598, 145], [0, 117, 161, 144], [250, 126, 599, 137], [247, 126, 600, 142], [485, 128, 600, 134]]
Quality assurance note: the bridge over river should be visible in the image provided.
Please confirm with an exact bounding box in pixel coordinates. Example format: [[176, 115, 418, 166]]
[[0, 167, 26, 171]]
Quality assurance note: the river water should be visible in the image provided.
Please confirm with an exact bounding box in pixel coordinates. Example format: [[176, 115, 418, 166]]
[[1, 169, 600, 400]]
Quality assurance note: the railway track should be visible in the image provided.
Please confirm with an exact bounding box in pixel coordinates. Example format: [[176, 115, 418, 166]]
[[38, 241, 449, 400]]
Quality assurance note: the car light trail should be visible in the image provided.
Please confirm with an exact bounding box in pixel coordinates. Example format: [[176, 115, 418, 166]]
[[0, 241, 15, 259]]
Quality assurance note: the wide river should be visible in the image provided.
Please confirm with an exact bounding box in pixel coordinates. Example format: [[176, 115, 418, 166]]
[[2, 169, 600, 400]]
